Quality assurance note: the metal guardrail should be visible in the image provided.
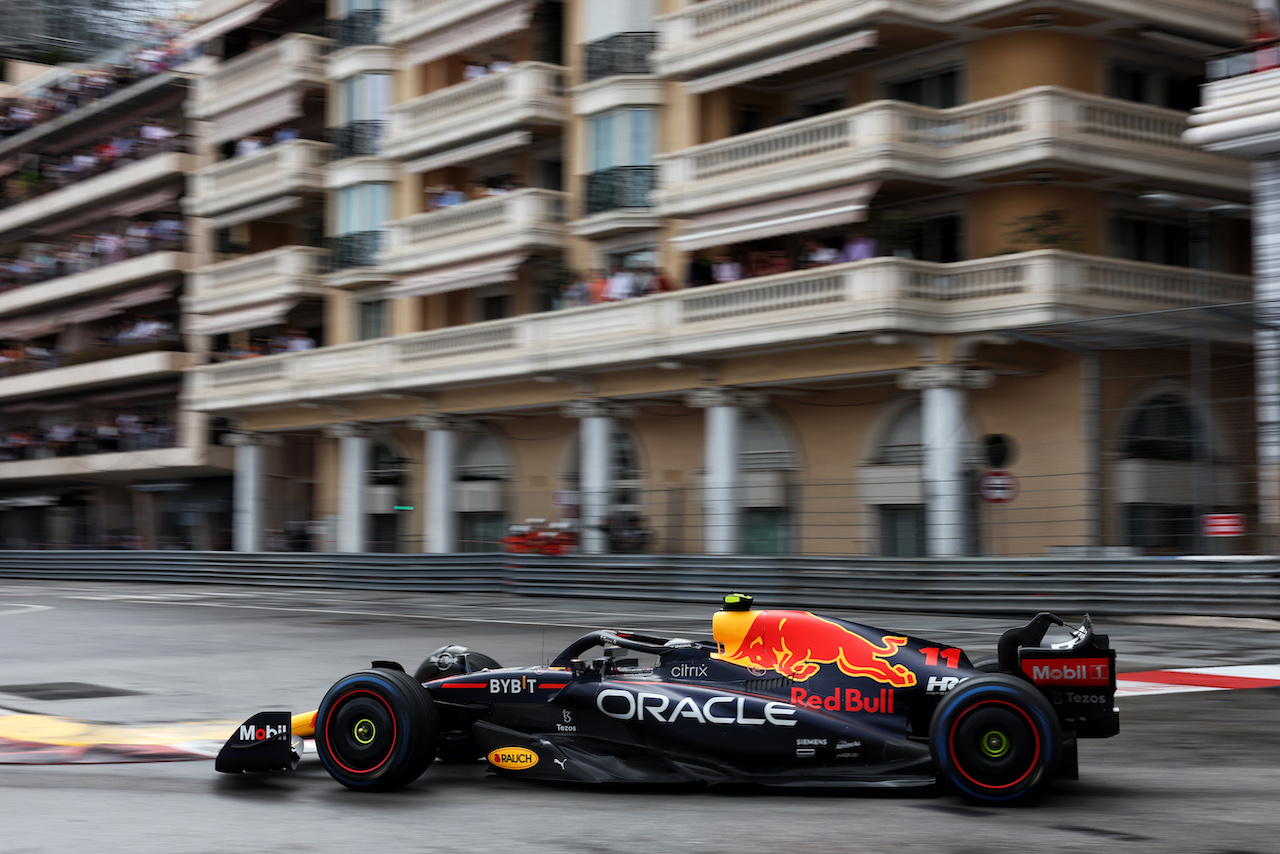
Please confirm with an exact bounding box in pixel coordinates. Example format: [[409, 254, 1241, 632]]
[[0, 553, 1276, 619]]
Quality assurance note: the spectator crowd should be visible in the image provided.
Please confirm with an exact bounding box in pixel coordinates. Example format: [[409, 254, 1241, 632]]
[[0, 216, 183, 291], [0, 409, 178, 461]]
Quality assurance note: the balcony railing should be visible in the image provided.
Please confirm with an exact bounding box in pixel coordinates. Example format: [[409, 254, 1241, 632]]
[[585, 166, 658, 215], [189, 246, 329, 314], [327, 9, 385, 50], [186, 250, 1253, 410], [192, 33, 330, 118], [385, 188, 566, 270], [384, 62, 567, 160], [325, 231, 384, 271], [188, 139, 329, 217], [325, 121, 385, 160], [584, 32, 658, 82], [656, 0, 1249, 78], [659, 86, 1248, 213]]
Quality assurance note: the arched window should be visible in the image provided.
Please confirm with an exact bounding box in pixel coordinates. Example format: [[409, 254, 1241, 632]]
[[1117, 390, 1214, 554], [456, 430, 511, 552], [876, 402, 923, 465], [1121, 393, 1203, 462], [562, 427, 642, 505], [740, 410, 795, 555]]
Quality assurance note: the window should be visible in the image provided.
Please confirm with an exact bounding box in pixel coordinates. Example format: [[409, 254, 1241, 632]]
[[336, 183, 391, 236], [915, 214, 963, 263], [340, 73, 392, 124], [586, 0, 654, 42], [890, 68, 961, 109], [1110, 215, 1190, 268], [1109, 65, 1201, 111], [1125, 503, 1194, 552], [800, 94, 846, 118], [479, 294, 510, 321], [589, 109, 655, 171], [359, 299, 387, 340], [1122, 393, 1202, 462], [877, 403, 923, 464], [880, 505, 926, 557]]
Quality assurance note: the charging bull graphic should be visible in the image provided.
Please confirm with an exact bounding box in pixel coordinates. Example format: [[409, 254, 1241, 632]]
[[716, 611, 917, 687]]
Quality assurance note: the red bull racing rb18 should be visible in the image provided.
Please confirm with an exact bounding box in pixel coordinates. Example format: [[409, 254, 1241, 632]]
[[217, 594, 1118, 804]]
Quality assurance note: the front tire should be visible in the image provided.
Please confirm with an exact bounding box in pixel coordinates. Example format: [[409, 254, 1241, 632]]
[[316, 668, 439, 791], [929, 674, 1060, 805]]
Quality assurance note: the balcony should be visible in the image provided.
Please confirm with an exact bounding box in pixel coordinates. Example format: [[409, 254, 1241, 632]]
[[383, 188, 567, 274], [327, 9, 385, 51], [585, 32, 657, 82], [575, 166, 661, 238], [1186, 58, 1280, 158], [386, 0, 527, 52], [0, 444, 233, 484], [0, 152, 193, 243], [655, 0, 1249, 81], [326, 121, 385, 161], [186, 139, 329, 219], [187, 246, 329, 315], [189, 33, 330, 127], [325, 231, 384, 271], [0, 349, 198, 404], [0, 252, 191, 329], [383, 62, 567, 162], [658, 87, 1251, 217], [184, 250, 1252, 412]]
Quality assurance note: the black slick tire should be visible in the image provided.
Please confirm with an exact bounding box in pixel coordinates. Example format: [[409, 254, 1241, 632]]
[[928, 674, 1060, 805], [316, 668, 439, 791]]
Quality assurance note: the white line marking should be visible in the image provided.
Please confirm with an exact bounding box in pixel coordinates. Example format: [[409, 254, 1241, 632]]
[[0, 604, 51, 617]]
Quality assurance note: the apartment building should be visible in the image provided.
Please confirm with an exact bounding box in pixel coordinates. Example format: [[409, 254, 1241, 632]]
[[0, 35, 233, 550], [182, 0, 1257, 557]]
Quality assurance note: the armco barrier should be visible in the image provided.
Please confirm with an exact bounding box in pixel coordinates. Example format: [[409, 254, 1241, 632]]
[[0, 552, 1276, 618]]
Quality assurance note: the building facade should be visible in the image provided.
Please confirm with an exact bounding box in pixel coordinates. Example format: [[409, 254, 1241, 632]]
[[178, 0, 1258, 556], [0, 30, 233, 550]]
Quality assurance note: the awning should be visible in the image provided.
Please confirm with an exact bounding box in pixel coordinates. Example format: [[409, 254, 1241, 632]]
[[671, 182, 880, 251], [61, 280, 177, 326], [385, 253, 525, 298], [205, 195, 303, 229], [185, 298, 299, 336], [208, 89, 302, 145], [403, 131, 530, 174], [686, 29, 878, 95], [0, 281, 176, 339], [112, 186, 183, 219], [403, 0, 535, 67], [177, 0, 274, 49]]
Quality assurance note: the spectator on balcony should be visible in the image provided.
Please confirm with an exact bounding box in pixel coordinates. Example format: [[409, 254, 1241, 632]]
[[94, 418, 120, 453], [1250, 9, 1280, 73], [841, 230, 877, 262], [125, 221, 153, 256], [283, 328, 315, 352], [560, 274, 589, 307], [272, 125, 299, 145], [648, 267, 675, 294], [686, 253, 714, 287], [587, 269, 609, 304], [432, 184, 466, 208], [766, 250, 793, 275], [747, 250, 770, 278], [713, 254, 742, 283], [801, 238, 839, 267], [463, 61, 488, 80], [235, 135, 264, 157], [47, 421, 76, 457], [604, 266, 636, 301], [116, 412, 143, 451], [154, 217, 183, 248], [140, 119, 175, 151], [95, 230, 125, 264], [488, 55, 513, 74]]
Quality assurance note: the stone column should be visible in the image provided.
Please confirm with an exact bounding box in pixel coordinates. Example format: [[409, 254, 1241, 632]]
[[897, 367, 992, 557], [325, 422, 376, 553], [684, 387, 766, 556], [411, 415, 472, 554], [224, 431, 280, 552], [562, 400, 635, 555]]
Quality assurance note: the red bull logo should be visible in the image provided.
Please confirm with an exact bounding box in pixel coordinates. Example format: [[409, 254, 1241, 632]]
[[715, 611, 917, 687]]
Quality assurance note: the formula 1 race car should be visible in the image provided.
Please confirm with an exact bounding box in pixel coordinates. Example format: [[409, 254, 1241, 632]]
[[216, 594, 1118, 804]]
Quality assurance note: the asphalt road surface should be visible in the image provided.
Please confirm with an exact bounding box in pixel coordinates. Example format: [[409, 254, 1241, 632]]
[[1, 580, 1278, 854]]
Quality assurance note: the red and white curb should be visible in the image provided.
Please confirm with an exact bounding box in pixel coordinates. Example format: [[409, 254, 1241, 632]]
[[1118, 665, 1280, 697]]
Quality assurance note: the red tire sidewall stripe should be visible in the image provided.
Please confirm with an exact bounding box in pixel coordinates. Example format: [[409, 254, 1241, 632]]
[[947, 698, 1042, 791], [322, 688, 398, 776]]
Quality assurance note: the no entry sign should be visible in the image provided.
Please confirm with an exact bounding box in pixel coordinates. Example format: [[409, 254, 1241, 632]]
[[979, 470, 1019, 504], [1203, 514, 1245, 537]]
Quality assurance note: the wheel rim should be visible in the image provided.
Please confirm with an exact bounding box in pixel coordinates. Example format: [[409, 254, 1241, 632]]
[[323, 689, 397, 776], [948, 699, 1042, 791]]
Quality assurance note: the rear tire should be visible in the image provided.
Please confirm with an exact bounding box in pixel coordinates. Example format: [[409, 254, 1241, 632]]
[[316, 668, 439, 791], [929, 674, 1060, 805]]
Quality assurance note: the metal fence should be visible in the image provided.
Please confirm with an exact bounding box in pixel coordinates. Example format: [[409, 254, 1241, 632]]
[[0, 551, 1275, 619]]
